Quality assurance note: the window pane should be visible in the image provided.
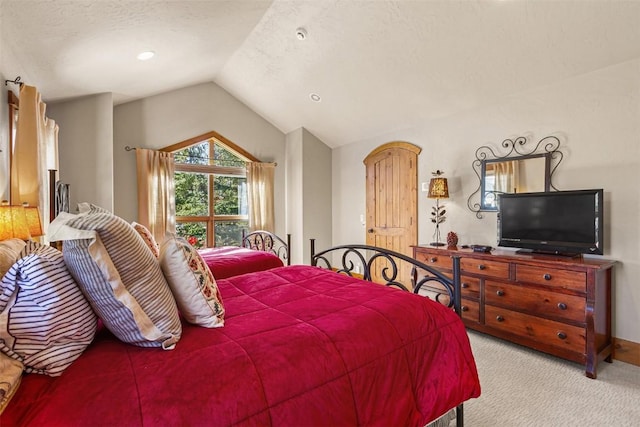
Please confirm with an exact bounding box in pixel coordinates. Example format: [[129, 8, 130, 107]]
[[174, 141, 209, 165], [214, 143, 245, 167], [175, 171, 209, 216], [215, 220, 249, 247], [176, 221, 207, 248], [214, 175, 247, 215]]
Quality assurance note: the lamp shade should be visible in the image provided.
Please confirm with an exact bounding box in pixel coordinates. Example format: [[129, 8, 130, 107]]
[[24, 206, 43, 237], [0, 203, 31, 240], [428, 177, 449, 199]]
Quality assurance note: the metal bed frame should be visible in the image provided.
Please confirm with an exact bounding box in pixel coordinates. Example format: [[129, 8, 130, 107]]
[[242, 230, 291, 266]]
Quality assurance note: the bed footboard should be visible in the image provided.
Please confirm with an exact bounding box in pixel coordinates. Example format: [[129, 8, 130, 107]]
[[242, 230, 291, 265], [310, 239, 461, 314], [309, 239, 465, 427]]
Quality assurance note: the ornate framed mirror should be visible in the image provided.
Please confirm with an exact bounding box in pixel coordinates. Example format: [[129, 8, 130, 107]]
[[467, 135, 563, 218]]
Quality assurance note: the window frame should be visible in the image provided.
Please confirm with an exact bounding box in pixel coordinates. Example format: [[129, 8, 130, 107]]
[[162, 131, 259, 248]]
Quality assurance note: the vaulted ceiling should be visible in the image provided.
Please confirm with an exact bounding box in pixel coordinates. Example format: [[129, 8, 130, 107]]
[[2, 0, 639, 148]]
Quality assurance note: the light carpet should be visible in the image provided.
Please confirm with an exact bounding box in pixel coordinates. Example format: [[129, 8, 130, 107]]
[[463, 331, 640, 426]]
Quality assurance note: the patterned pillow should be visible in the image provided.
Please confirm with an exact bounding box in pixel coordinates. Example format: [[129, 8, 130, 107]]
[[0, 352, 23, 414], [0, 243, 97, 376], [62, 206, 181, 349], [160, 234, 225, 328], [132, 222, 160, 258]]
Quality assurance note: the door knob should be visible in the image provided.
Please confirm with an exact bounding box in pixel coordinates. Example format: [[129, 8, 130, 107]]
[[367, 228, 374, 233]]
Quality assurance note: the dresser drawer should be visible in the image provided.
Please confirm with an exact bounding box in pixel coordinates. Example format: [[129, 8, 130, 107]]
[[460, 257, 509, 279], [461, 298, 480, 323], [460, 275, 481, 300], [485, 281, 585, 324], [515, 265, 586, 292], [485, 306, 585, 354], [414, 251, 452, 271]]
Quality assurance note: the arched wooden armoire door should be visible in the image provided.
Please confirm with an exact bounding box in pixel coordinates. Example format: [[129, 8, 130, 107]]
[[364, 141, 421, 288]]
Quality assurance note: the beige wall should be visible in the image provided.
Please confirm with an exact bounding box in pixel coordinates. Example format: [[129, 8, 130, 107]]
[[285, 128, 304, 264], [285, 127, 333, 265], [47, 93, 115, 212], [0, 72, 10, 201], [301, 128, 332, 264], [332, 59, 640, 343]]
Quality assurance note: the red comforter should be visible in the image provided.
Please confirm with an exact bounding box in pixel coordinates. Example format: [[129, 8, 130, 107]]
[[2, 265, 480, 427], [198, 246, 284, 279]]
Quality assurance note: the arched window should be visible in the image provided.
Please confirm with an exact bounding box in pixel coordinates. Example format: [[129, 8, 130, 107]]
[[163, 131, 258, 248]]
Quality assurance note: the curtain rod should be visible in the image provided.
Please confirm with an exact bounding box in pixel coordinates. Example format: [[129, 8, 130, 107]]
[[4, 76, 24, 87]]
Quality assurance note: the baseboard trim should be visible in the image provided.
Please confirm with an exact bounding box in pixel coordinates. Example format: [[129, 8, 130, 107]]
[[613, 337, 640, 366]]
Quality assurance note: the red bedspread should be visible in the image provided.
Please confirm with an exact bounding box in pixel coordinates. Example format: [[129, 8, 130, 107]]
[[2, 265, 480, 427], [198, 246, 284, 279]]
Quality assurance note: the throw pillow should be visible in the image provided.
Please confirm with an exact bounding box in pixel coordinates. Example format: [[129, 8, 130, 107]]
[[160, 234, 225, 328], [0, 239, 26, 280], [62, 206, 181, 349], [0, 243, 97, 376], [0, 352, 23, 414], [132, 222, 160, 258]]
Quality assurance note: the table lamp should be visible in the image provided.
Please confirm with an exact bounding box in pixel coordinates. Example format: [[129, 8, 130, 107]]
[[427, 170, 449, 247]]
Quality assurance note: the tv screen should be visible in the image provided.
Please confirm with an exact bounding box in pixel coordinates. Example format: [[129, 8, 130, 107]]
[[497, 189, 604, 256]]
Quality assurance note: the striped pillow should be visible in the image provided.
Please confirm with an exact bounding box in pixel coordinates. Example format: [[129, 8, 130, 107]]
[[160, 234, 225, 328], [62, 207, 181, 349], [0, 243, 97, 376]]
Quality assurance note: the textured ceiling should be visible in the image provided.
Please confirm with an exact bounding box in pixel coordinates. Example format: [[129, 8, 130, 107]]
[[2, 0, 640, 148]]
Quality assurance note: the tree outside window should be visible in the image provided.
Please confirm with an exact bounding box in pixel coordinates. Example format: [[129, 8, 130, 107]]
[[173, 139, 249, 248]]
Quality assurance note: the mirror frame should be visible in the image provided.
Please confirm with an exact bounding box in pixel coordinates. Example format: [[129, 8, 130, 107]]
[[467, 135, 563, 218]]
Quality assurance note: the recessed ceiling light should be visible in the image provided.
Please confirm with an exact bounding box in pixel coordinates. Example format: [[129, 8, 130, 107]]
[[137, 51, 155, 61], [309, 93, 321, 102]]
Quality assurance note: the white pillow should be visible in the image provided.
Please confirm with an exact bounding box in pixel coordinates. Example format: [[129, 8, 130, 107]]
[[160, 234, 225, 328], [0, 243, 97, 376]]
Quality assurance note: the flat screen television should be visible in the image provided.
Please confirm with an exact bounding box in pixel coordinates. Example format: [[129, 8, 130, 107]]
[[497, 189, 604, 256]]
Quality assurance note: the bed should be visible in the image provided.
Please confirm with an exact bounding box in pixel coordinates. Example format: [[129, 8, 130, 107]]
[[309, 240, 479, 426], [197, 230, 290, 279], [1, 206, 479, 426]]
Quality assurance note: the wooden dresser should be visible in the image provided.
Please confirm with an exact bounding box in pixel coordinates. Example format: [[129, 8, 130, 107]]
[[413, 245, 616, 379]]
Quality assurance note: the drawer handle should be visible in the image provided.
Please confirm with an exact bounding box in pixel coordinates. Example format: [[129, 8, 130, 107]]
[[543, 273, 552, 281], [557, 303, 568, 310], [429, 257, 437, 263], [557, 331, 567, 340], [496, 315, 504, 322], [461, 282, 469, 289], [478, 264, 486, 271], [496, 290, 505, 297], [461, 306, 469, 312]]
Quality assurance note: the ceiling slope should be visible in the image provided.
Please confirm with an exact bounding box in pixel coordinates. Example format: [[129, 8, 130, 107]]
[[2, 0, 640, 147]]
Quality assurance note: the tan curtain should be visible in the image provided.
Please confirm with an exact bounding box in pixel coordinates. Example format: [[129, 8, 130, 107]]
[[494, 160, 519, 193], [246, 162, 275, 232], [10, 84, 58, 240], [136, 149, 176, 244]]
